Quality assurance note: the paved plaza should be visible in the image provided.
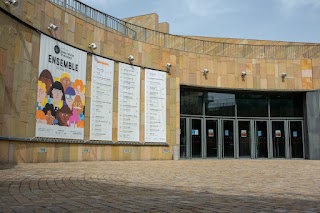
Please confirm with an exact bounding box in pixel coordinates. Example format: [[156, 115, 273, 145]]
[[0, 160, 320, 212]]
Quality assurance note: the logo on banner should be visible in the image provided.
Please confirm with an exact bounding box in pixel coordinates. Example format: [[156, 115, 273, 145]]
[[54, 45, 60, 54]]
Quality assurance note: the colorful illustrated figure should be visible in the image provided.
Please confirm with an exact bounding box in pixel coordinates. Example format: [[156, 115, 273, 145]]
[[68, 108, 80, 127], [36, 110, 47, 124], [56, 106, 72, 126], [42, 103, 56, 125], [38, 69, 53, 95], [64, 87, 76, 111], [77, 120, 84, 128], [49, 81, 65, 112], [72, 95, 84, 120], [73, 79, 85, 106], [37, 81, 48, 110], [60, 72, 71, 92]]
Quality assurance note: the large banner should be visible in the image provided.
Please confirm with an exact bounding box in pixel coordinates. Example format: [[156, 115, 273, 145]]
[[118, 63, 140, 142], [36, 34, 87, 139], [145, 69, 166, 142], [90, 55, 114, 141]]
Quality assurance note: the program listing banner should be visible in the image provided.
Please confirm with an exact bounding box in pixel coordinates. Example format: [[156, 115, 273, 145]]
[[36, 34, 87, 139], [90, 55, 114, 141], [118, 63, 140, 142]]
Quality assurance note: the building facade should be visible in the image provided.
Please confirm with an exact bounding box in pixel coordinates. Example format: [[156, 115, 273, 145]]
[[0, 0, 319, 163]]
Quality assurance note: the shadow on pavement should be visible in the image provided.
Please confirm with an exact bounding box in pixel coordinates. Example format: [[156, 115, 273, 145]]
[[0, 179, 319, 212]]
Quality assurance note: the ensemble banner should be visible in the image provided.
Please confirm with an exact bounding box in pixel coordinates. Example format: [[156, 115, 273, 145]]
[[118, 63, 140, 142], [90, 55, 114, 141], [145, 69, 166, 142], [36, 34, 87, 139]]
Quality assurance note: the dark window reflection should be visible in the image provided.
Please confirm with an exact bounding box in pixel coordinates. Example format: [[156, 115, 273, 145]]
[[270, 93, 303, 117], [237, 94, 268, 117], [181, 89, 203, 115], [205, 92, 235, 116]]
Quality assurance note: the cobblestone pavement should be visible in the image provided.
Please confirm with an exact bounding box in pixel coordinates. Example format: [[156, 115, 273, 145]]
[[0, 160, 320, 213]]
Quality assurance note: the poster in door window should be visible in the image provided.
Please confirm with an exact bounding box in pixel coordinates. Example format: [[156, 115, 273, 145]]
[[241, 130, 247, 138], [275, 130, 281, 138], [293, 131, 298, 137], [208, 129, 214, 137], [224, 130, 229, 136], [257, 131, 262, 137]]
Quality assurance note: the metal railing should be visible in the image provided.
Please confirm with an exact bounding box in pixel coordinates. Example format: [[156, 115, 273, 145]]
[[49, 0, 320, 59]]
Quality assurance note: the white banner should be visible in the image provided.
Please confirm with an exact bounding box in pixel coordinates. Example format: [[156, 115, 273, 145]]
[[36, 34, 87, 139], [118, 63, 140, 142], [145, 69, 166, 142], [90, 55, 114, 141]]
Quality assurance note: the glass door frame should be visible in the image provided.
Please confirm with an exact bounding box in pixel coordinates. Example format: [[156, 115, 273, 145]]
[[204, 118, 220, 159], [288, 120, 305, 159], [236, 119, 254, 159], [270, 120, 289, 159], [253, 120, 269, 159], [221, 119, 236, 159]]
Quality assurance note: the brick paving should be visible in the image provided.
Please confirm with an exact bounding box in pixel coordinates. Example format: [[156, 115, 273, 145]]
[[0, 160, 320, 212]]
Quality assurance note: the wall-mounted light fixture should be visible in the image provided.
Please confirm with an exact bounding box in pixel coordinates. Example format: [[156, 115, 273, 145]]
[[5, 0, 18, 6], [241, 71, 246, 80], [88, 43, 97, 50], [128, 55, 134, 63], [166, 63, 172, 74], [48, 24, 58, 31], [203, 68, 209, 79], [281, 73, 287, 82]]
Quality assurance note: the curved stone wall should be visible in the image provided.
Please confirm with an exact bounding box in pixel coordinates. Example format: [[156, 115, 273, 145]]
[[0, 0, 319, 163]]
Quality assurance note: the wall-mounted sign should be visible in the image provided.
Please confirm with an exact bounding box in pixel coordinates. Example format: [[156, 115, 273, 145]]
[[145, 69, 166, 142], [225, 130, 229, 136], [275, 130, 281, 138], [118, 63, 140, 142], [257, 131, 262, 137], [208, 129, 214, 137], [36, 34, 87, 139], [90, 55, 114, 141], [241, 130, 247, 138]]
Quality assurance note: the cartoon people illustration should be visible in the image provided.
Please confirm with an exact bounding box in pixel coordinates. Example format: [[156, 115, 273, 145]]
[[73, 79, 85, 106], [56, 106, 72, 126], [49, 81, 65, 112], [38, 69, 53, 95], [37, 81, 48, 110], [68, 108, 80, 127], [64, 87, 76, 111], [42, 103, 56, 125], [36, 110, 47, 124], [72, 95, 84, 120], [60, 72, 71, 92]]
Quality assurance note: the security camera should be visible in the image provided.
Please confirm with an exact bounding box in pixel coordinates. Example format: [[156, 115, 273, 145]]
[[241, 71, 247, 77], [203, 68, 209, 74], [166, 63, 172, 69], [5, 0, 18, 6], [88, 43, 97, 50], [128, 55, 134, 62], [281, 73, 287, 78], [48, 24, 58, 31]]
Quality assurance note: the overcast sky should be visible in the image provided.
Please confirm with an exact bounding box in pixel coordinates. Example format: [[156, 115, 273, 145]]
[[79, 0, 320, 43]]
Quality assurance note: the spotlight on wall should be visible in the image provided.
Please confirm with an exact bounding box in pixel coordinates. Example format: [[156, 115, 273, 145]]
[[203, 68, 209, 79], [241, 71, 247, 81], [5, 0, 18, 6], [281, 73, 287, 81], [88, 43, 97, 50], [166, 63, 172, 69], [128, 55, 134, 62], [48, 24, 58, 31]]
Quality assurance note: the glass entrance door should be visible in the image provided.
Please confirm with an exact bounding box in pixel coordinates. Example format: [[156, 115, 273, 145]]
[[255, 121, 268, 158], [238, 121, 251, 158], [223, 120, 234, 158], [191, 119, 202, 158], [272, 121, 286, 158], [289, 121, 304, 158], [180, 118, 187, 159], [206, 120, 218, 158]]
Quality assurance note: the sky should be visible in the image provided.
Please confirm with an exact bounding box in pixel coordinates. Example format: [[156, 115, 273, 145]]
[[79, 0, 320, 43]]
